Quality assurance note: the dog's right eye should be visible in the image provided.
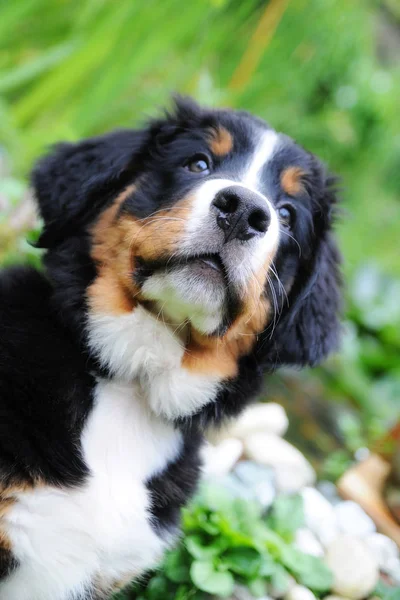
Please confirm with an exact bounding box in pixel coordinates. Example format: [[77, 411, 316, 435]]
[[184, 154, 210, 174]]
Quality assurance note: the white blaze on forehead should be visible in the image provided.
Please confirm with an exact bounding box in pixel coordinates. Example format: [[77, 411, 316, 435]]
[[242, 129, 279, 188]]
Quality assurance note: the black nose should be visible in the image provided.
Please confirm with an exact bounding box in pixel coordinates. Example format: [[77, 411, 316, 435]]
[[211, 186, 270, 242]]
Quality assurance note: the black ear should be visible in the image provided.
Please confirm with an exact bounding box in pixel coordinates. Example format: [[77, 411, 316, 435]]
[[32, 129, 148, 247], [260, 231, 342, 369]]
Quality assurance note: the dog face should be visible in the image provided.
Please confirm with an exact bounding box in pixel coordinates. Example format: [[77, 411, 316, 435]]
[[32, 98, 341, 419]]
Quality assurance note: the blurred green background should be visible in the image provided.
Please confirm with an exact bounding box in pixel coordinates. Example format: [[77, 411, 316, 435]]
[[1, 0, 399, 476]]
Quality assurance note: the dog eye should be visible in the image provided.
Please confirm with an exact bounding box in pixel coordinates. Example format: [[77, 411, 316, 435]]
[[278, 205, 293, 228], [184, 154, 210, 174]]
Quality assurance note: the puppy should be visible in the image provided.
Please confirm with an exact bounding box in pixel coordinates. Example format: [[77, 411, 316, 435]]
[[0, 98, 341, 600]]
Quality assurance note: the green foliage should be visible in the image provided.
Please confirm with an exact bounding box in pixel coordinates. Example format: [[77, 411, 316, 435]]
[[1, 0, 400, 280], [115, 484, 332, 600], [374, 580, 400, 600], [267, 493, 305, 541], [317, 263, 400, 476]]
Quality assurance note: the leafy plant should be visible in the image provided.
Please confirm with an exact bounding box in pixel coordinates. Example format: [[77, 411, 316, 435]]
[[115, 483, 332, 600]]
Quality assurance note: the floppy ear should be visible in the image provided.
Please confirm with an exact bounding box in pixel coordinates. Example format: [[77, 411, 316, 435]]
[[32, 129, 148, 247], [260, 233, 342, 368], [259, 187, 342, 369]]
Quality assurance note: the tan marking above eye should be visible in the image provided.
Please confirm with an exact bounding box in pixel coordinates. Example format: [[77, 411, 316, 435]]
[[207, 126, 233, 157], [281, 166, 306, 196]]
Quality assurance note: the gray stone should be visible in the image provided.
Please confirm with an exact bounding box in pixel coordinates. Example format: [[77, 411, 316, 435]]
[[244, 434, 316, 493], [325, 535, 379, 600], [324, 596, 354, 600], [385, 556, 400, 586], [294, 528, 324, 557], [334, 501, 376, 537], [201, 438, 243, 478], [285, 584, 317, 600], [234, 461, 276, 508], [230, 584, 273, 600], [230, 403, 289, 439], [216, 473, 255, 501], [365, 532, 399, 571], [301, 487, 339, 547], [316, 480, 341, 506]]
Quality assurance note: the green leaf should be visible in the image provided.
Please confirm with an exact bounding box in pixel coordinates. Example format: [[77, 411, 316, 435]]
[[269, 563, 292, 596], [248, 577, 268, 598], [258, 551, 276, 577], [269, 494, 305, 539], [174, 584, 196, 600], [145, 575, 170, 600], [186, 535, 224, 560], [222, 547, 261, 578], [164, 549, 190, 584], [190, 560, 234, 597], [201, 483, 233, 513], [280, 546, 333, 593], [373, 580, 400, 600]]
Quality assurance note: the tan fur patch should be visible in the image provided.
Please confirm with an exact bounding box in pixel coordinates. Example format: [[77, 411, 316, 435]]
[[0, 497, 14, 551], [111, 574, 134, 593], [281, 166, 306, 196], [208, 126, 233, 157], [88, 185, 194, 316], [93, 572, 135, 598], [182, 253, 274, 379], [0, 482, 30, 552]]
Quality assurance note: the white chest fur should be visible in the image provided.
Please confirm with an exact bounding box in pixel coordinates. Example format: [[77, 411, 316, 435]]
[[1, 380, 183, 600], [87, 305, 222, 420]]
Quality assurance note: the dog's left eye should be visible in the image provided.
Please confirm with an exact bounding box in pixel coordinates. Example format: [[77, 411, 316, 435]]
[[278, 205, 294, 228], [184, 154, 210, 174]]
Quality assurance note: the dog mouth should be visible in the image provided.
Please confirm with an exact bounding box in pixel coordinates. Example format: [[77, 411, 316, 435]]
[[136, 253, 226, 281], [197, 254, 223, 271], [185, 253, 225, 278], [136, 252, 242, 336]]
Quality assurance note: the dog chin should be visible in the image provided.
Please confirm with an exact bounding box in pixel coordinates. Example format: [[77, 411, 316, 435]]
[[141, 260, 227, 335]]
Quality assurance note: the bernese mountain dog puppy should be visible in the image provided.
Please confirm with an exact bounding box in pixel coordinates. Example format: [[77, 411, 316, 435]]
[[0, 98, 341, 600]]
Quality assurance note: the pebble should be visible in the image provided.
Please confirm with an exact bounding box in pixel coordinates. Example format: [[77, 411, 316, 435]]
[[324, 596, 353, 600], [234, 461, 276, 509], [316, 480, 342, 506], [325, 535, 379, 600], [244, 433, 316, 493], [215, 474, 255, 501], [334, 501, 376, 537], [285, 584, 317, 600], [229, 403, 289, 439], [232, 584, 273, 600], [301, 487, 339, 547], [365, 532, 399, 571], [385, 556, 400, 586], [294, 528, 324, 558], [200, 438, 243, 478]]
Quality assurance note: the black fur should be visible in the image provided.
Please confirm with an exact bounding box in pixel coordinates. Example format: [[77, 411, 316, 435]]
[[0, 266, 94, 489]]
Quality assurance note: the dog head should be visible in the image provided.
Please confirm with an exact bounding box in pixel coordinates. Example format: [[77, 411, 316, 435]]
[[33, 98, 341, 419]]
